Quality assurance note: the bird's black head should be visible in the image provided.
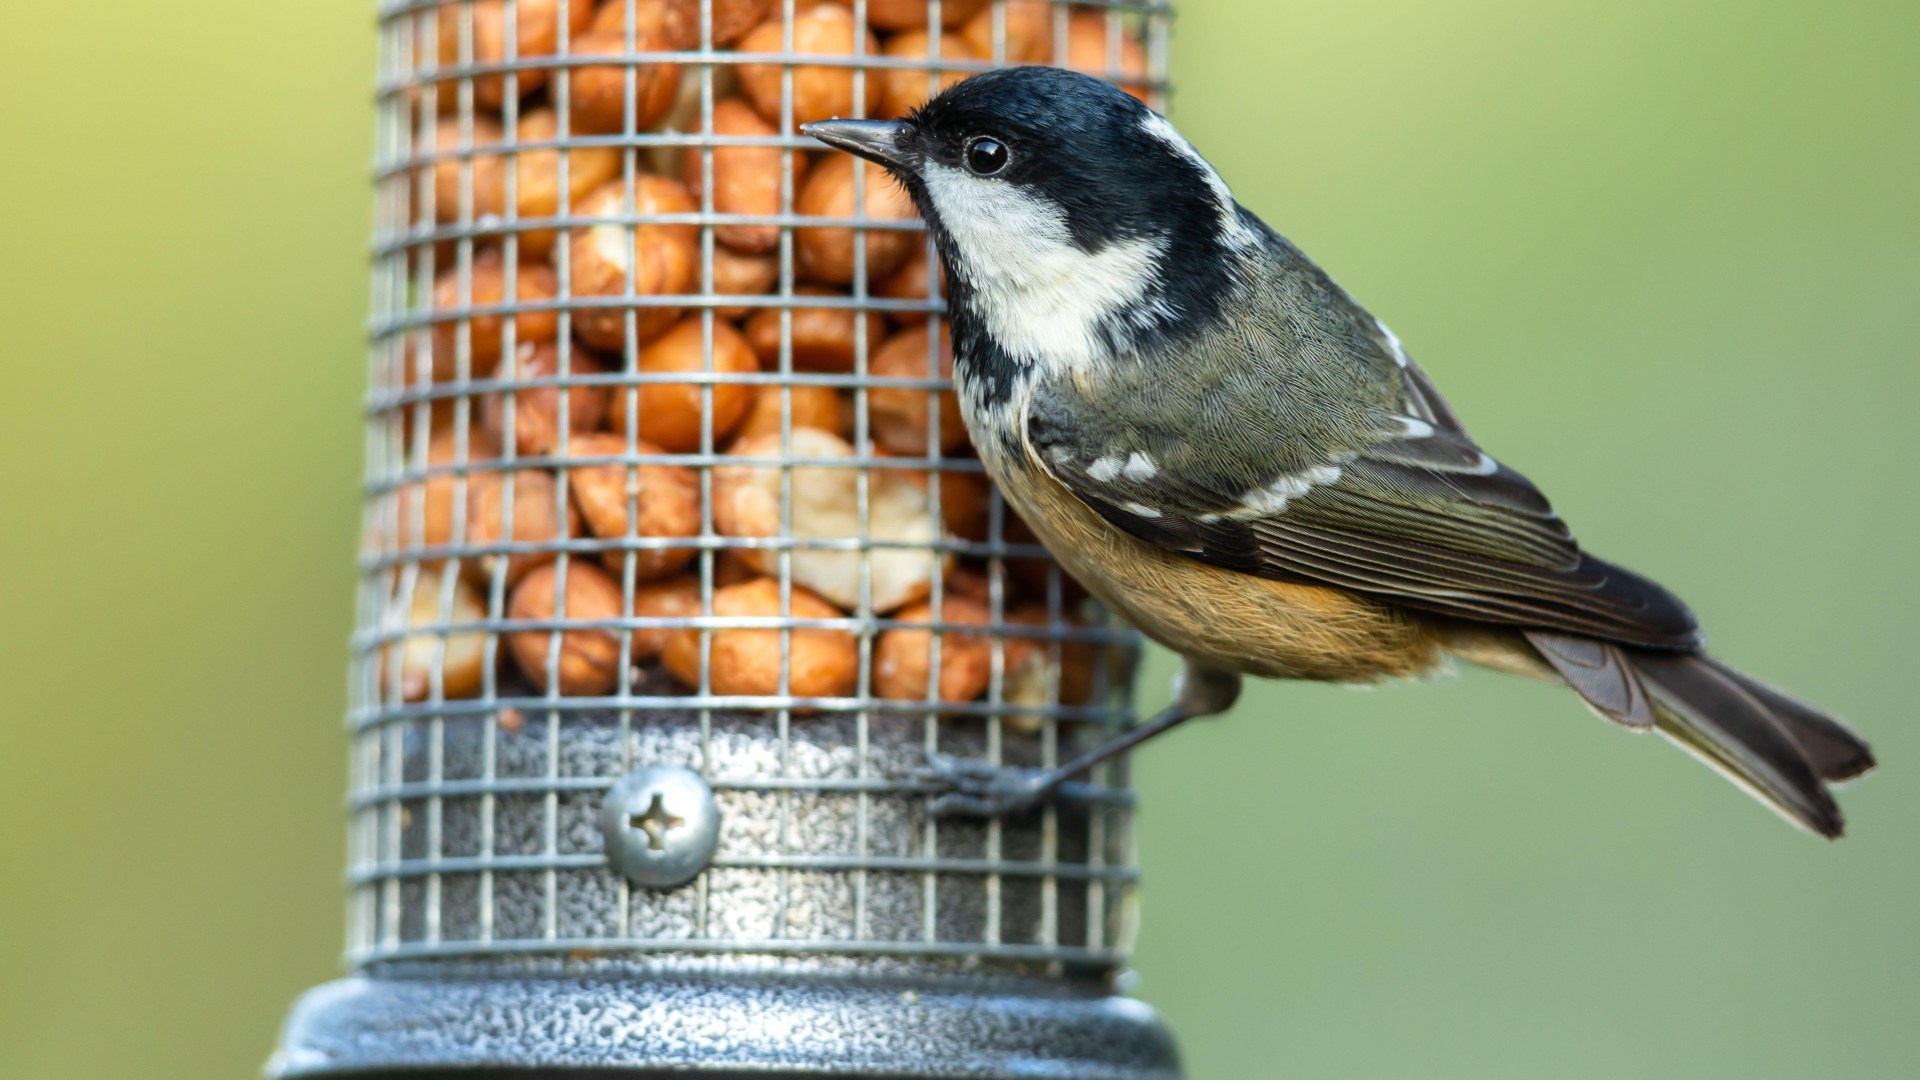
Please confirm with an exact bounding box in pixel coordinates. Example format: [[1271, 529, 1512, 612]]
[[803, 68, 1250, 392], [914, 67, 1235, 252]]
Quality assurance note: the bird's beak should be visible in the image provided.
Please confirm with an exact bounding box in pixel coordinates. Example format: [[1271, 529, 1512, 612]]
[[800, 119, 913, 172]]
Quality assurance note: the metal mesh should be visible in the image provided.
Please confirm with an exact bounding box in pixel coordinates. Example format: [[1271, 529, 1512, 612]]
[[354, 0, 1171, 975]]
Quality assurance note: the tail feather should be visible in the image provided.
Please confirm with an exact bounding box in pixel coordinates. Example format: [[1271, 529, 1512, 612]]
[[1713, 667, 1876, 783], [1526, 631, 1657, 729], [1630, 651, 1846, 838], [1525, 633, 1872, 839]]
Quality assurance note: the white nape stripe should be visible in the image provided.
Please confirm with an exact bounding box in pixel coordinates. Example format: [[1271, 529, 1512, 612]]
[[1138, 112, 1256, 248], [1122, 451, 1158, 480], [1376, 318, 1410, 367], [922, 162, 1172, 376]]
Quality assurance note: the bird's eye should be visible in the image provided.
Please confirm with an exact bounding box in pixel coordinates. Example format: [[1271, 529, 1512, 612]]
[[965, 136, 1009, 177]]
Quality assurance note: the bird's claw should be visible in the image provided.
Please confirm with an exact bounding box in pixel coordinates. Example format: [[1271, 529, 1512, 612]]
[[908, 752, 1059, 818]]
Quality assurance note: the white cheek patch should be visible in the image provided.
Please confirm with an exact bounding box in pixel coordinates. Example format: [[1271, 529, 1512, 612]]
[[921, 162, 1173, 376], [1138, 112, 1257, 248]]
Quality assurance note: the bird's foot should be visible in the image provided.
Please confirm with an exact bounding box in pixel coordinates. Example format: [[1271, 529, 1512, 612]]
[[907, 753, 1067, 818]]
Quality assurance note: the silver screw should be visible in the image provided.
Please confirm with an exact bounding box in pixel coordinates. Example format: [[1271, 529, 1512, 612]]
[[600, 765, 720, 889]]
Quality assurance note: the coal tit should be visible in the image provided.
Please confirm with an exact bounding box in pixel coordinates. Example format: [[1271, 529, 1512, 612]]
[[804, 67, 1872, 836]]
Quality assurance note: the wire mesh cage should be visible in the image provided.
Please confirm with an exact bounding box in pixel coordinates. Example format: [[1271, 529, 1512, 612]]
[[275, 2, 1179, 1076]]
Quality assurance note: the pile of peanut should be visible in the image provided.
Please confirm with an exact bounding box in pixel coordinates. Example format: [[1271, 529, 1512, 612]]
[[376, 1, 1149, 716]]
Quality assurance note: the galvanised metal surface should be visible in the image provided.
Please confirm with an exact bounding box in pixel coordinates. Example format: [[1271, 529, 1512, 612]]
[[273, 963, 1180, 1077], [350, 687, 1133, 964], [273, 2, 1179, 1076]]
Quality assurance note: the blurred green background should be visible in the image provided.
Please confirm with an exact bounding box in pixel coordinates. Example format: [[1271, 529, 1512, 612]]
[[1, 1, 1913, 1077]]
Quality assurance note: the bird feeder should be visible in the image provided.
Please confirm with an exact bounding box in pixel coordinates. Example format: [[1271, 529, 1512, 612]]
[[271, 2, 1181, 1076]]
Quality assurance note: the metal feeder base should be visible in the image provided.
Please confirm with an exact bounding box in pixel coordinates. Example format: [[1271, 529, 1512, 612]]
[[271, 965, 1182, 1079]]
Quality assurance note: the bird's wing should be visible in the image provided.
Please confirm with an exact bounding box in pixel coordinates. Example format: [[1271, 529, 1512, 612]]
[[1025, 351, 1703, 651]]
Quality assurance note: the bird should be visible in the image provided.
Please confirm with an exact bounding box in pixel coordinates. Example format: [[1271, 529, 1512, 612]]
[[801, 66, 1875, 837]]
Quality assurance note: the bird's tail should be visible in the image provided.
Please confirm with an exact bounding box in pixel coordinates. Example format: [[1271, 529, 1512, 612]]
[[1526, 632, 1874, 838]]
